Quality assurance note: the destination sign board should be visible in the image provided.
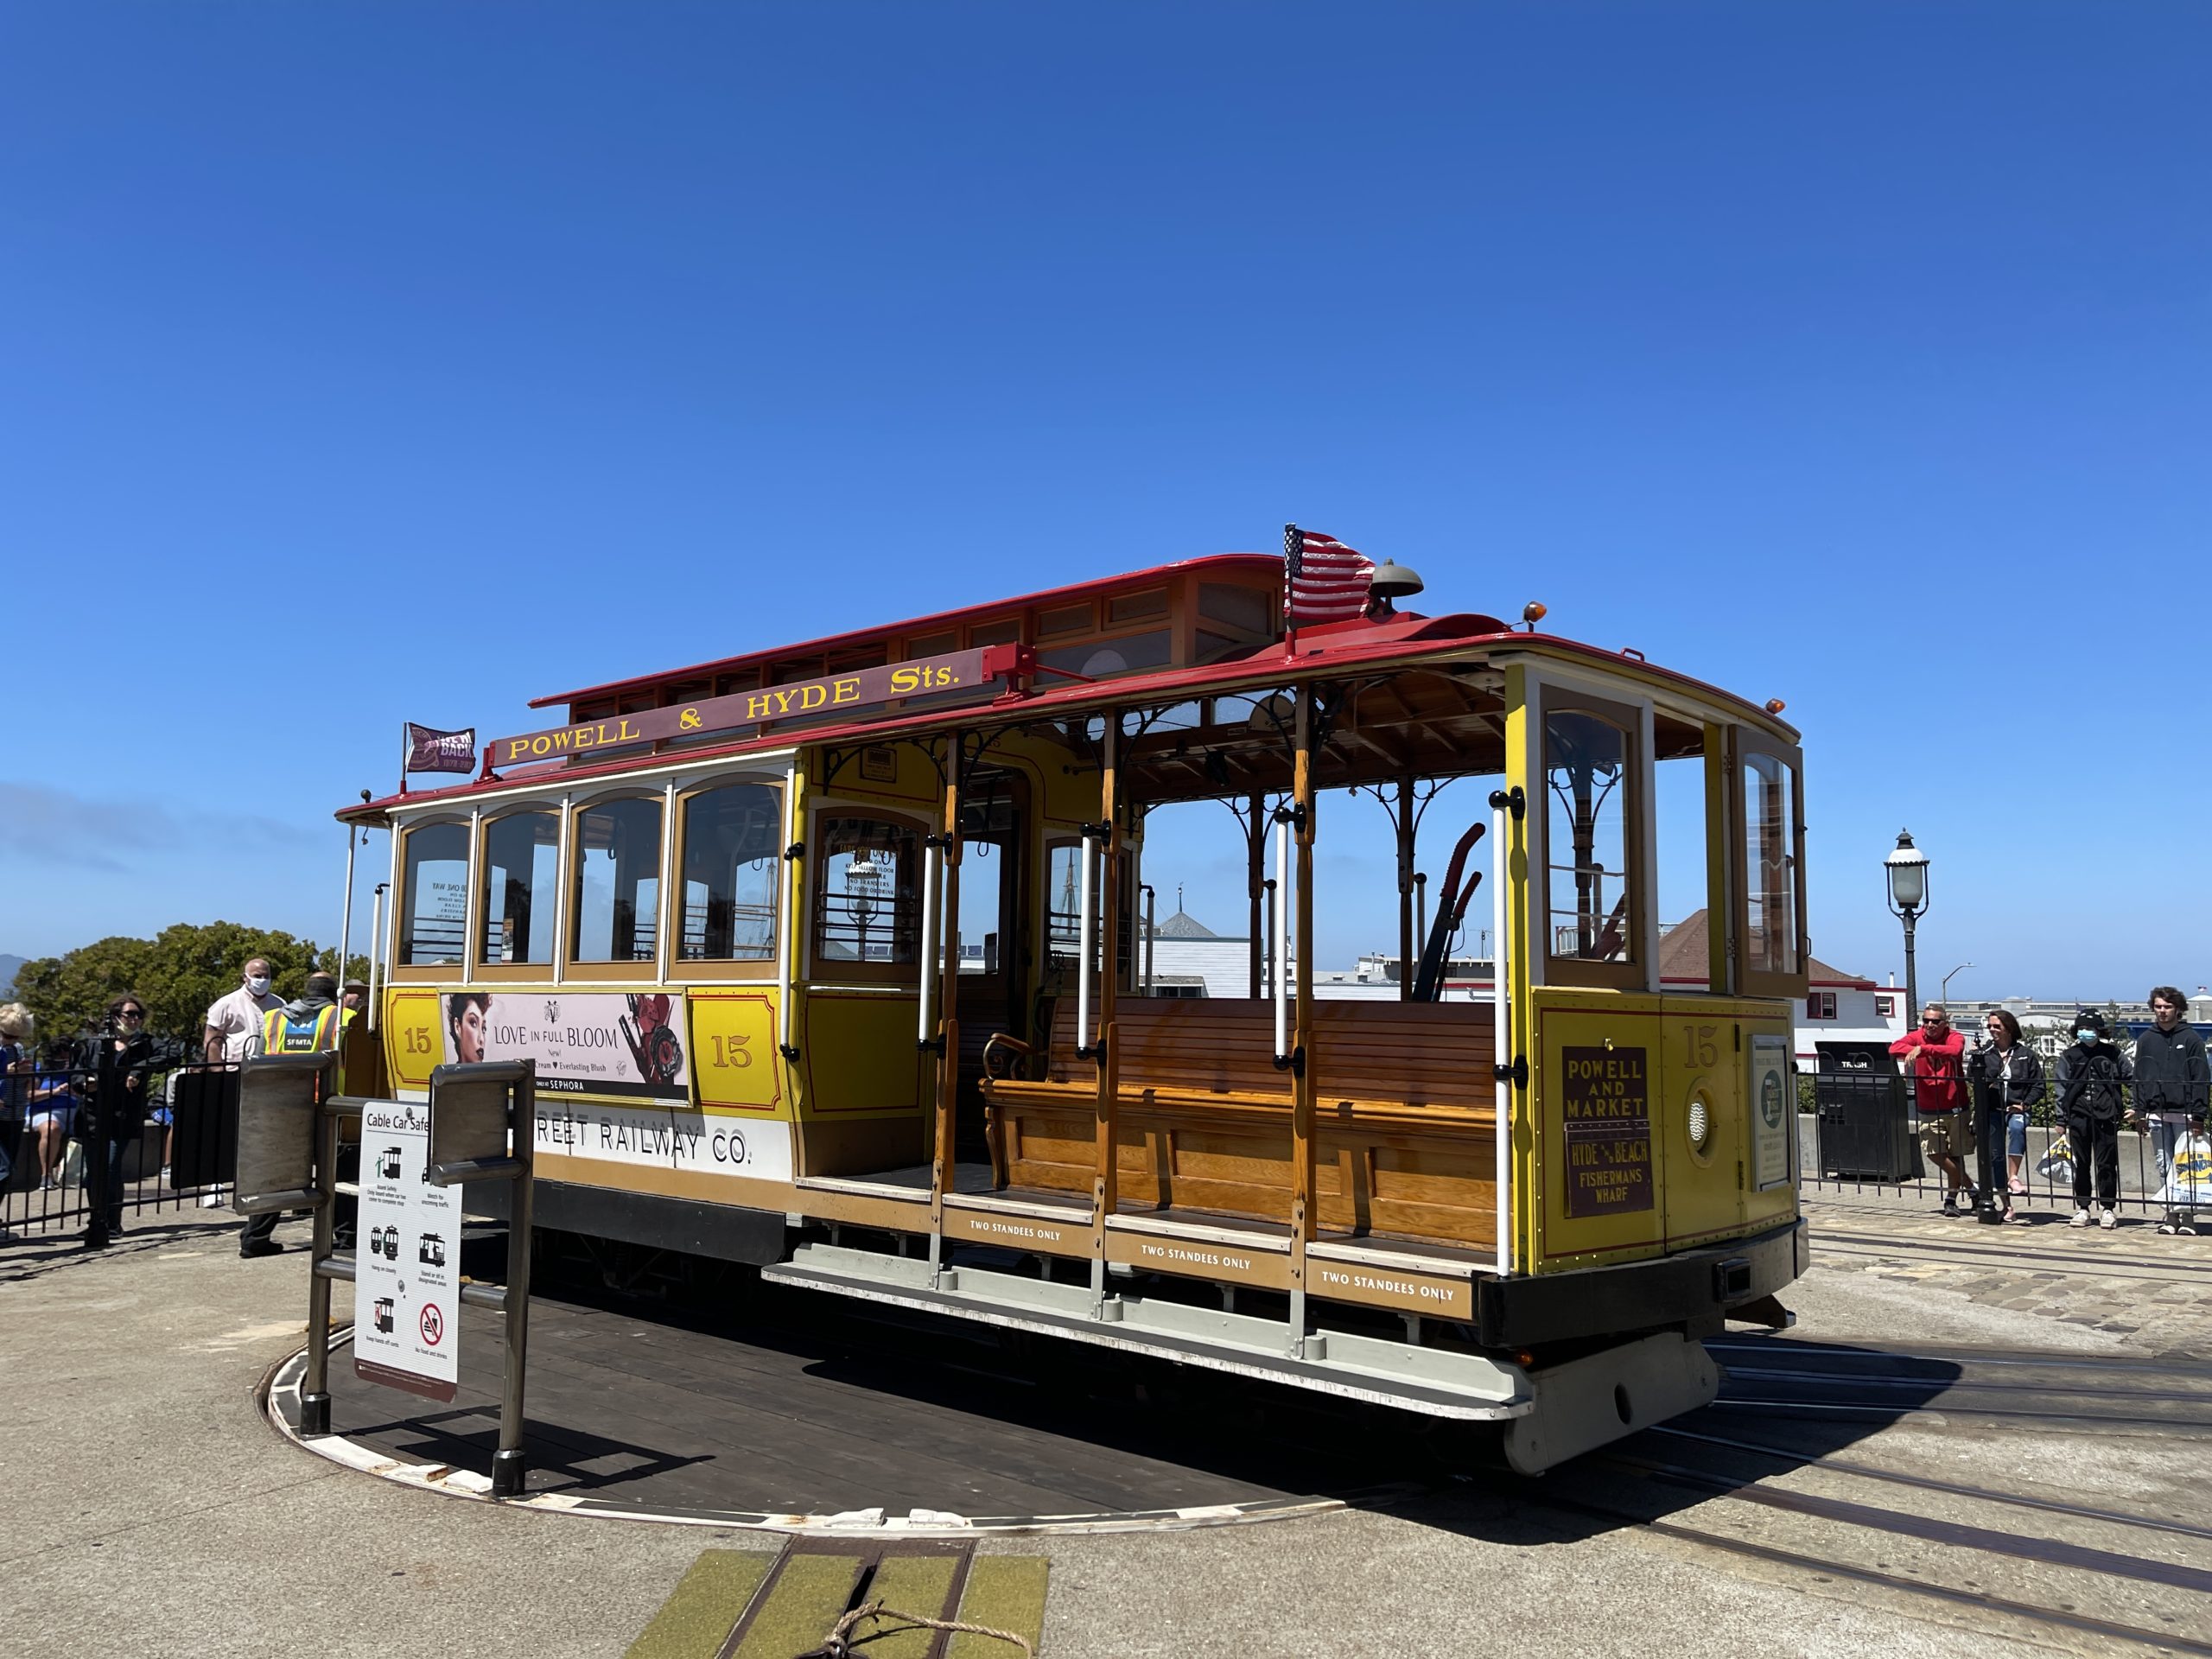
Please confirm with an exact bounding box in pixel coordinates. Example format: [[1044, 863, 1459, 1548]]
[[487, 646, 997, 769]]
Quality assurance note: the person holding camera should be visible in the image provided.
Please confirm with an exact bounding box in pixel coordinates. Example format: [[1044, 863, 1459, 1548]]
[[79, 994, 158, 1246], [1969, 1009, 2044, 1223], [2056, 1008, 2132, 1229]]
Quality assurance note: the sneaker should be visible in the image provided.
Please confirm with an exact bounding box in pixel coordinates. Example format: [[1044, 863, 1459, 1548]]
[[2069, 1207, 2091, 1227], [2101, 1208, 2119, 1230], [1941, 1195, 1961, 1217], [40, 1177, 59, 1192], [159, 1166, 171, 1185], [200, 1187, 229, 1210], [238, 1238, 283, 1260]]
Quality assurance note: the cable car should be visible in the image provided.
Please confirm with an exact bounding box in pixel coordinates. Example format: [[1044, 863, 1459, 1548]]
[[340, 547, 1807, 1471]]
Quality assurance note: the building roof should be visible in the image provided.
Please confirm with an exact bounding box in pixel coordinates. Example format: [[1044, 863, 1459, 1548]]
[[1657, 908, 1872, 989], [1151, 908, 1220, 941]]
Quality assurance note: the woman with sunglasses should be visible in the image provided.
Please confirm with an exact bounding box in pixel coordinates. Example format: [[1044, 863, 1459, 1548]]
[[79, 994, 156, 1244]]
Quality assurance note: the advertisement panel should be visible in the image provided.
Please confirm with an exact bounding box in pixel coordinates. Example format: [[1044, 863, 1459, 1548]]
[[439, 990, 690, 1103]]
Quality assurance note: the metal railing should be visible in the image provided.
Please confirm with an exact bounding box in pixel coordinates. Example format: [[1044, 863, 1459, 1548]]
[[2, 1054, 246, 1243], [1798, 1066, 2209, 1219]]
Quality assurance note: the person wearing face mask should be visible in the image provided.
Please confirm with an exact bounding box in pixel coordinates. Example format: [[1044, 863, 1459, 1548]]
[[2055, 1008, 2131, 1229], [199, 957, 286, 1212], [203, 957, 285, 1065]]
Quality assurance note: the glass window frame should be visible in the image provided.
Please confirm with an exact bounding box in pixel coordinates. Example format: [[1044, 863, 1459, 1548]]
[[669, 771, 787, 982], [1732, 729, 1808, 1001], [391, 816, 475, 980], [1535, 685, 1649, 991], [474, 803, 565, 981], [563, 789, 669, 982], [808, 803, 931, 986]]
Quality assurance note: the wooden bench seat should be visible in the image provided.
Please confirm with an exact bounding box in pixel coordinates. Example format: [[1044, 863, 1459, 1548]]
[[980, 998, 1498, 1247]]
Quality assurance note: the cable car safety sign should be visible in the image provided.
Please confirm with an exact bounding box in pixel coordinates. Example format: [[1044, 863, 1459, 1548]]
[[354, 1101, 462, 1402]]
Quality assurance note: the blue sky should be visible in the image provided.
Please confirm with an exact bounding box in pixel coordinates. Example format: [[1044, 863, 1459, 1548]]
[[3, 3, 2206, 1001]]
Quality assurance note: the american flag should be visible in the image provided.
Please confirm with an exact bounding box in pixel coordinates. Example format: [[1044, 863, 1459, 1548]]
[[1283, 525, 1375, 624]]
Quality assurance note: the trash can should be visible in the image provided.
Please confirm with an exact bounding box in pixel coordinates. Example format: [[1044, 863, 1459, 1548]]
[[1814, 1041, 1916, 1182]]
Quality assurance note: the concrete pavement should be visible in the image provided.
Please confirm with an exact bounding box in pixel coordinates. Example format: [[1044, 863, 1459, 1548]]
[[3, 1195, 2207, 1658]]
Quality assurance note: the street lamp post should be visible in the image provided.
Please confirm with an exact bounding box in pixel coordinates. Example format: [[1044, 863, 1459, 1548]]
[[1884, 830, 1930, 1017], [1942, 962, 1974, 1008]]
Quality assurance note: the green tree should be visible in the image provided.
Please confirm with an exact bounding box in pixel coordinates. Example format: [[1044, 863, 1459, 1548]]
[[11, 921, 368, 1047]]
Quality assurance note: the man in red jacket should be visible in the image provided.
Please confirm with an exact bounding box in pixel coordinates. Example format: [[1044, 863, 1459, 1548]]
[[1891, 1003, 1972, 1215]]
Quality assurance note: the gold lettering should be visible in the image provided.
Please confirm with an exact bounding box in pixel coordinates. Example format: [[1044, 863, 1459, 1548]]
[[531, 736, 551, 756], [799, 683, 827, 710], [504, 740, 528, 763], [772, 690, 798, 715], [831, 677, 861, 705], [890, 666, 919, 694], [747, 693, 771, 721], [617, 718, 638, 740]]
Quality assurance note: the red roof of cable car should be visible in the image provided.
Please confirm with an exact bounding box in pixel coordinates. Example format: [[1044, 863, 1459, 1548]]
[[345, 594, 1799, 823], [527, 552, 1287, 709]]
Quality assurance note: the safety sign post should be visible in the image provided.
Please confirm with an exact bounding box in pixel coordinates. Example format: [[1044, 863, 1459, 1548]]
[[353, 1102, 462, 1402]]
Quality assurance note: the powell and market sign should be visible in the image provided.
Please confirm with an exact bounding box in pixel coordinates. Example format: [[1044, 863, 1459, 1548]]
[[486, 646, 1001, 769]]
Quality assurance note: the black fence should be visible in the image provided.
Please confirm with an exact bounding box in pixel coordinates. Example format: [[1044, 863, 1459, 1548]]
[[1800, 1046, 2209, 1221], [2, 1052, 247, 1244]]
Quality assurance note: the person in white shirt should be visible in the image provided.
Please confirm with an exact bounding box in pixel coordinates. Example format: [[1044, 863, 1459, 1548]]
[[198, 957, 286, 1218], [202, 958, 284, 1064]]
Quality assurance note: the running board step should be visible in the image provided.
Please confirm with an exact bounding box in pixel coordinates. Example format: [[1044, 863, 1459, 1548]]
[[764, 1242, 1533, 1421]]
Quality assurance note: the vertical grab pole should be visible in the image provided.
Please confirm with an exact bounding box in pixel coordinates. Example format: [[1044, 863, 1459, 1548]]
[[1141, 885, 1156, 998], [1273, 816, 1291, 1059], [1395, 776, 1414, 1001], [492, 1063, 536, 1499], [917, 842, 942, 1049], [779, 763, 799, 1060], [366, 885, 386, 1033], [930, 752, 963, 1253], [337, 824, 358, 988], [1076, 826, 1097, 1051], [1491, 789, 1515, 1280]]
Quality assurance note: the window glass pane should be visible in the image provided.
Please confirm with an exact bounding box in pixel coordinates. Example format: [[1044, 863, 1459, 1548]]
[[400, 823, 470, 967], [680, 782, 783, 962], [1038, 602, 1091, 637], [1545, 710, 1633, 963], [1744, 753, 1799, 976], [571, 797, 663, 963], [954, 786, 1017, 976], [480, 811, 559, 965], [1046, 842, 1084, 966], [969, 619, 1021, 648], [815, 817, 919, 968], [1656, 747, 1709, 990], [1198, 582, 1274, 636], [1108, 588, 1168, 626], [1036, 629, 1172, 682]]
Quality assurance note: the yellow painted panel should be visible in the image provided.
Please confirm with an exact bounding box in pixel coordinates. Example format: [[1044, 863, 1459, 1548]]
[[1656, 998, 1745, 1246], [384, 988, 444, 1090], [800, 990, 924, 1117], [686, 988, 788, 1117]]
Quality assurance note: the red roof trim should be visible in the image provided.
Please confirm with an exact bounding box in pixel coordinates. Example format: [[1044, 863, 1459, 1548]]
[[527, 552, 1286, 709], [344, 615, 1793, 822]]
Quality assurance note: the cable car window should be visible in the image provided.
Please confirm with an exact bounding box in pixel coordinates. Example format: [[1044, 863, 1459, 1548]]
[[1545, 710, 1633, 964], [1036, 629, 1173, 682], [399, 823, 470, 967], [480, 810, 559, 966], [815, 816, 920, 972], [679, 780, 783, 962], [572, 796, 664, 963], [1744, 752, 1799, 977]]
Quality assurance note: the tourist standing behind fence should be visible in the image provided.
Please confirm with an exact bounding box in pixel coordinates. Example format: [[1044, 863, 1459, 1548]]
[[199, 958, 285, 1211], [2129, 987, 2208, 1208], [2057, 1008, 2130, 1230], [78, 995, 156, 1247], [1970, 1010, 2043, 1224], [1891, 1003, 1972, 1216]]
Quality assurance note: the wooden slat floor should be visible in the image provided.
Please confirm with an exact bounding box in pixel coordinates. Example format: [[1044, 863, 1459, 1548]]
[[312, 1275, 1404, 1520]]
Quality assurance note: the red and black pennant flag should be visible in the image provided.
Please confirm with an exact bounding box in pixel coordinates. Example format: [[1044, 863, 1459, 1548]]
[[404, 723, 477, 774]]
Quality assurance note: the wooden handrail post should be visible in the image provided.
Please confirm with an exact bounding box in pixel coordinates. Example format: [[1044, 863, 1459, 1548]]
[[1091, 715, 1122, 1307], [1289, 692, 1318, 1351]]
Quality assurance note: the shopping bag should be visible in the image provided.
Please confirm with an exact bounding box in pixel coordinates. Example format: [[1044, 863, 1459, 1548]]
[[2035, 1143, 2075, 1185], [60, 1137, 86, 1188], [2161, 1131, 2212, 1209]]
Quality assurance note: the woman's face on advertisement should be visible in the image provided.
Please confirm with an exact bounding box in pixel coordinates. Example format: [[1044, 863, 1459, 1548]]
[[454, 1002, 486, 1065]]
